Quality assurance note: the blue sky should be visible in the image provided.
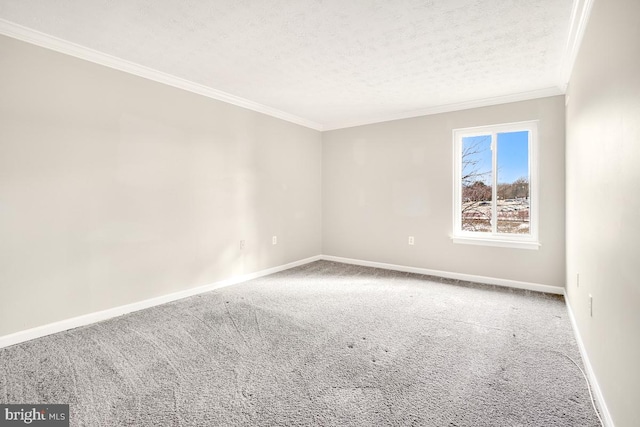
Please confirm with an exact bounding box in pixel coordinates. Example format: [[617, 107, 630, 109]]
[[462, 131, 529, 184], [497, 131, 529, 183]]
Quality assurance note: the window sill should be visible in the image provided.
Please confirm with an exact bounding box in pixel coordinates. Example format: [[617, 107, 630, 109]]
[[452, 236, 540, 250]]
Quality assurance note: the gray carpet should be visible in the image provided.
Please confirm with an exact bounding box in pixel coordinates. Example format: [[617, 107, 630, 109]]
[[0, 260, 600, 426]]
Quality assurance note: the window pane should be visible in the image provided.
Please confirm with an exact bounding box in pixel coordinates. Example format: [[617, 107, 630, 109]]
[[496, 131, 529, 234], [461, 135, 492, 232]]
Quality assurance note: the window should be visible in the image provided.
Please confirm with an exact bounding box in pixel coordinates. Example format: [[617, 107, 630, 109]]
[[452, 121, 539, 249]]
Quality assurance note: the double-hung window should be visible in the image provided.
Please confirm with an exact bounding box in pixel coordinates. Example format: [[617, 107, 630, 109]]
[[452, 121, 539, 249]]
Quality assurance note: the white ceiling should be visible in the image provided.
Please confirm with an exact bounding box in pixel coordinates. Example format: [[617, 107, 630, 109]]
[[0, 0, 577, 130]]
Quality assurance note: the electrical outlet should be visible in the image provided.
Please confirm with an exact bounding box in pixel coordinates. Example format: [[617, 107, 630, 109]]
[[589, 294, 593, 317], [240, 240, 245, 250], [272, 236, 277, 245], [577, 273, 580, 287], [408, 236, 415, 245]]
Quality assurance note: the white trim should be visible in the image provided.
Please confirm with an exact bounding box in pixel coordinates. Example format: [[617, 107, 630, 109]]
[[0, 19, 567, 132], [560, 0, 596, 87], [0, 251, 612, 425], [0, 19, 323, 131], [0, 255, 322, 349], [451, 236, 540, 250], [320, 255, 563, 295], [322, 87, 564, 131], [452, 120, 539, 247], [0, 253, 565, 349], [0, 250, 612, 426], [566, 302, 616, 427]]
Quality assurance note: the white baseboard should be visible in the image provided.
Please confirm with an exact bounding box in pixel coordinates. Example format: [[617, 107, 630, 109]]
[[2, 253, 611, 426], [0, 255, 322, 349], [0, 254, 563, 349], [566, 302, 615, 427], [320, 255, 564, 295]]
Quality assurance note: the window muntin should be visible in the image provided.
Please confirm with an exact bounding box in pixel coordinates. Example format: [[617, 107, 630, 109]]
[[453, 121, 538, 248]]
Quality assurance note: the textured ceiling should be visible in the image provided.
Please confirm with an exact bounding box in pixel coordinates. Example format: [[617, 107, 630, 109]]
[[0, 0, 574, 130]]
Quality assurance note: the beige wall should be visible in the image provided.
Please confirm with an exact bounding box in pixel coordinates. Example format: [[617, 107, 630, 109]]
[[2, 3, 637, 423], [0, 36, 322, 336], [323, 96, 566, 288], [566, 0, 640, 425]]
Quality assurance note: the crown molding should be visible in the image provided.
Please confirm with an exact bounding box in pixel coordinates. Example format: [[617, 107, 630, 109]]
[[559, 0, 596, 88], [0, 18, 573, 133], [0, 19, 324, 131], [322, 86, 565, 131]]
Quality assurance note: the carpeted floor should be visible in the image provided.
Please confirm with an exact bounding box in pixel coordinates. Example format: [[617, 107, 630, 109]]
[[0, 261, 601, 426]]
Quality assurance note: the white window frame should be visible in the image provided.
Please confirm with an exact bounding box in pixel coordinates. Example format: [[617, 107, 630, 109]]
[[452, 120, 540, 250]]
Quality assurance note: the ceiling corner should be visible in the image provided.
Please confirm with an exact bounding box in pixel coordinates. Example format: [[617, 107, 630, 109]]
[[560, 0, 596, 86], [0, 18, 324, 131]]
